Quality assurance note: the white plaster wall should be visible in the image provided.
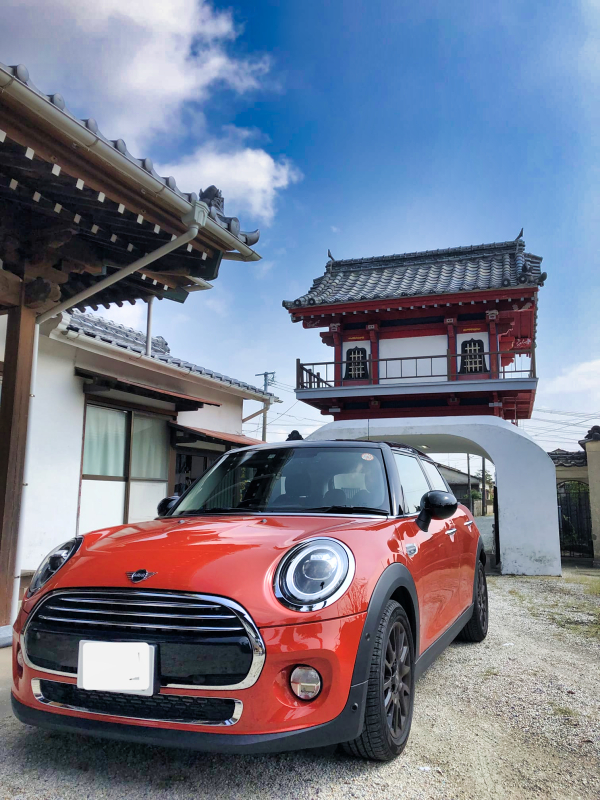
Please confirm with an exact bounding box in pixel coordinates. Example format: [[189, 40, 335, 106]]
[[19, 336, 85, 570], [177, 392, 244, 434], [0, 314, 7, 360], [342, 339, 371, 360], [379, 334, 447, 383], [307, 415, 561, 576]]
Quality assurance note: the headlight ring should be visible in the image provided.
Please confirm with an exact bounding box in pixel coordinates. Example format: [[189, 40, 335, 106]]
[[27, 537, 82, 597], [274, 537, 355, 612]]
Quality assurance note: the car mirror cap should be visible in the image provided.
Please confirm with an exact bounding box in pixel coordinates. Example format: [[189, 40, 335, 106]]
[[416, 490, 458, 531]]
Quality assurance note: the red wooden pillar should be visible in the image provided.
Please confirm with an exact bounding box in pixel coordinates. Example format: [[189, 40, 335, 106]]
[[0, 303, 36, 625], [333, 333, 343, 385], [368, 324, 379, 385], [487, 310, 499, 378]]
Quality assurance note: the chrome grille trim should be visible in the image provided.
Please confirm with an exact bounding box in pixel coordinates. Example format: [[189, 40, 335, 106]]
[[31, 679, 243, 727], [23, 588, 266, 690], [36, 615, 245, 632]]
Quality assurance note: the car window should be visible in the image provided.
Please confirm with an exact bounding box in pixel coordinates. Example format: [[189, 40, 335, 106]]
[[393, 453, 430, 515], [420, 460, 449, 492]]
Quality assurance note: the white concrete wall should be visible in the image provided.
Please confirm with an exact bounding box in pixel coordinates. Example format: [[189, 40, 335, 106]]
[[379, 334, 447, 382], [19, 336, 85, 570], [177, 391, 244, 434], [308, 416, 561, 576]]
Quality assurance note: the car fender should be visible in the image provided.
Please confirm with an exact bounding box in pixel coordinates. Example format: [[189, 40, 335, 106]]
[[350, 562, 420, 688]]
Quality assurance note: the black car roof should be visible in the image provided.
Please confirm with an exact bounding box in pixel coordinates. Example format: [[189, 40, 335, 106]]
[[229, 438, 432, 461]]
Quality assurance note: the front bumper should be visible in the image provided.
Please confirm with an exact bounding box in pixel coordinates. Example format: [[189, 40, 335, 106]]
[[12, 612, 368, 752], [12, 681, 368, 754]]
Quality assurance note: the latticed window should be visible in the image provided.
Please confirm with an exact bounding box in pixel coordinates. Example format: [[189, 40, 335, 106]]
[[344, 347, 369, 380], [459, 339, 488, 374]]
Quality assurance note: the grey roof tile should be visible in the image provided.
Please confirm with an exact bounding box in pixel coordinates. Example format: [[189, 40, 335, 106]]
[[283, 238, 545, 309], [548, 448, 587, 468], [65, 311, 275, 400]]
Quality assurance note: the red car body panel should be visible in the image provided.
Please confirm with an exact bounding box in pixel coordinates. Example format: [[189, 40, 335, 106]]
[[12, 443, 482, 752]]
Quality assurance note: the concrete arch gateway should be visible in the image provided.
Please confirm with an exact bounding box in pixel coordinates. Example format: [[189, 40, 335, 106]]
[[307, 415, 561, 576]]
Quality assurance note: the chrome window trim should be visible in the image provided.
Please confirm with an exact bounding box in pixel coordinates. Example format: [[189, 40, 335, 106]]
[[31, 678, 243, 727], [22, 588, 266, 691]]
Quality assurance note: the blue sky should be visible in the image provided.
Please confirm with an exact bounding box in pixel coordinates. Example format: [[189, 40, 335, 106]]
[[2, 0, 598, 456]]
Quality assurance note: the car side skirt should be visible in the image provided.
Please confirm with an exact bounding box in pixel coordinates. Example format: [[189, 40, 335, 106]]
[[414, 604, 474, 680]]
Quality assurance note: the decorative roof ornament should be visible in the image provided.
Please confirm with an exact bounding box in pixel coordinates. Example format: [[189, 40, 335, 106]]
[[199, 186, 259, 247]]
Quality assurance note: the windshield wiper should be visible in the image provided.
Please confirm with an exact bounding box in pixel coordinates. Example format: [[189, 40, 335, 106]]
[[306, 505, 389, 516], [178, 508, 246, 516]]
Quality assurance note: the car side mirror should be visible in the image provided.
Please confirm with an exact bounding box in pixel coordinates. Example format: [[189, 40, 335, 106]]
[[415, 490, 458, 532], [157, 495, 180, 517]]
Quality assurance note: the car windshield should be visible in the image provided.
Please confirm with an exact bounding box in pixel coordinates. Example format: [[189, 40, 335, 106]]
[[171, 446, 391, 516]]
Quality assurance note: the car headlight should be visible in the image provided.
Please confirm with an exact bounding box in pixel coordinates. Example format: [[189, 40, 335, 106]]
[[27, 538, 82, 597], [274, 538, 355, 611]]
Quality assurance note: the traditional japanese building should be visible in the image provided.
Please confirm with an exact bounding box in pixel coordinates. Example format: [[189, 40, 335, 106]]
[[283, 235, 546, 422]]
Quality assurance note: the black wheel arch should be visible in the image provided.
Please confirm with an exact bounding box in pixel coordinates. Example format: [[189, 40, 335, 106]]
[[351, 563, 419, 687]]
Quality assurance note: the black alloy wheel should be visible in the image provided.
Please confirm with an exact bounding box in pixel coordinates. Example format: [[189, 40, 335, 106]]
[[384, 619, 412, 739], [458, 559, 489, 642], [342, 600, 415, 761]]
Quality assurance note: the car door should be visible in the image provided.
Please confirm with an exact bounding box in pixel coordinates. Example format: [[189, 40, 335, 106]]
[[392, 452, 460, 655], [419, 458, 465, 621]]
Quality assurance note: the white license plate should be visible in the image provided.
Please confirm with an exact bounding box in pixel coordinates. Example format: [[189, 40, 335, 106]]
[[77, 641, 156, 696]]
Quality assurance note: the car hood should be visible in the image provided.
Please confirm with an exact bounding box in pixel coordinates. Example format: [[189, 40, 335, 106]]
[[34, 514, 390, 627]]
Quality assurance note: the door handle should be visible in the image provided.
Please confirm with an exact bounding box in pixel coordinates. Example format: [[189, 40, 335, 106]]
[[465, 521, 474, 527], [445, 528, 457, 536]]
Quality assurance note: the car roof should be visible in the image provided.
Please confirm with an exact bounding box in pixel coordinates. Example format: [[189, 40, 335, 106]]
[[228, 438, 432, 461]]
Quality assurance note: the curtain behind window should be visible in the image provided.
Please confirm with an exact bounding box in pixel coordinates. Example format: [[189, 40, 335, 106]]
[[131, 415, 168, 479], [83, 406, 127, 477]]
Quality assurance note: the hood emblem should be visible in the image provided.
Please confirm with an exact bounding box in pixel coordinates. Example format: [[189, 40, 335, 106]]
[[126, 569, 157, 584]]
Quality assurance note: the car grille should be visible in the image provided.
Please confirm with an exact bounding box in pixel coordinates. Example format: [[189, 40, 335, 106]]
[[34, 679, 241, 725], [25, 589, 264, 689]]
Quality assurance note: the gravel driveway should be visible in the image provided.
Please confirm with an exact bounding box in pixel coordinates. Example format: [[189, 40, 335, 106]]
[[1, 567, 598, 800]]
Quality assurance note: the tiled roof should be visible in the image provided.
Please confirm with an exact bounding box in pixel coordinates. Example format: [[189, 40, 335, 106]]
[[548, 449, 587, 468], [283, 238, 545, 310], [66, 311, 276, 401], [0, 62, 258, 246]]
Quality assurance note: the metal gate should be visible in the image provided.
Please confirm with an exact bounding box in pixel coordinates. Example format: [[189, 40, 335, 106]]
[[557, 481, 593, 558]]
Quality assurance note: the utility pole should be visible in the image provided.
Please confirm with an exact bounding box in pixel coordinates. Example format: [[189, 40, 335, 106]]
[[255, 372, 275, 442], [481, 456, 487, 516], [467, 454, 472, 513]]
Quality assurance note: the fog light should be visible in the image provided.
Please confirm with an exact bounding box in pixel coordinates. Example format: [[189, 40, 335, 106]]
[[290, 666, 321, 700]]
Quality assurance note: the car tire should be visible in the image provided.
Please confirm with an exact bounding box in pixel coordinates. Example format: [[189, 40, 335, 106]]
[[458, 559, 489, 643], [341, 600, 415, 762]]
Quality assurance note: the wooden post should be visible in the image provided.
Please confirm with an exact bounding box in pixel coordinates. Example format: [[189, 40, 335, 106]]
[[0, 304, 36, 625]]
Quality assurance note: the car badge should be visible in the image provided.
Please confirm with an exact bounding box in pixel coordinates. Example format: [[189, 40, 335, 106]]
[[126, 569, 157, 584]]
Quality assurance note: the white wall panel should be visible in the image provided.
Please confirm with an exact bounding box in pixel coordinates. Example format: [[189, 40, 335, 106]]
[[79, 479, 126, 535], [379, 335, 448, 382]]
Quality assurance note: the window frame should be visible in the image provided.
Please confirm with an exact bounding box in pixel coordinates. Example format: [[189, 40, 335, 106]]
[[343, 346, 370, 381], [459, 337, 489, 375], [80, 399, 171, 525]]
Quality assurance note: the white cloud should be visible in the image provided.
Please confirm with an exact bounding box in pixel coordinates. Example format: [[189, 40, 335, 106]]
[[158, 138, 302, 224], [1, 0, 298, 223], [542, 359, 600, 394], [331, 226, 341, 233], [254, 260, 276, 280]]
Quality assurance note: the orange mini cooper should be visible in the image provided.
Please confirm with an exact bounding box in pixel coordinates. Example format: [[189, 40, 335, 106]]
[[12, 440, 488, 761]]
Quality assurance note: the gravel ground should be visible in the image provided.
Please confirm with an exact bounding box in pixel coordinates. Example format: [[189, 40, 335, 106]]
[[1, 566, 599, 800]]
